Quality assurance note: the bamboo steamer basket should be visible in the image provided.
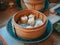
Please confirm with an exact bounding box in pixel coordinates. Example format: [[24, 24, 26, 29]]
[[24, 3, 44, 10], [12, 9, 47, 40], [23, 0, 45, 10], [23, 0, 45, 4]]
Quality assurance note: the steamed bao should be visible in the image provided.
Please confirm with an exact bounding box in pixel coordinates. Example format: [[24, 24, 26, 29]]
[[18, 14, 44, 28]]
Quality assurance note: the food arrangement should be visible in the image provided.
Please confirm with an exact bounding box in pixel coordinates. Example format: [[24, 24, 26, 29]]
[[17, 14, 44, 28]]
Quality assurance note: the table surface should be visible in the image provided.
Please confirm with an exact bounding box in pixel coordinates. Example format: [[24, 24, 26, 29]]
[[0, 3, 60, 45]]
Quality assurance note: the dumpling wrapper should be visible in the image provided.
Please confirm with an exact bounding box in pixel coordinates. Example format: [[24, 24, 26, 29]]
[[28, 18, 35, 25], [34, 19, 44, 27], [21, 16, 28, 24]]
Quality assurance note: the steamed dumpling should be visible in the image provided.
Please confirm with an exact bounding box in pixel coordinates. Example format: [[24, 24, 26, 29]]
[[28, 14, 35, 18], [21, 16, 28, 24], [34, 19, 44, 27], [28, 18, 35, 25]]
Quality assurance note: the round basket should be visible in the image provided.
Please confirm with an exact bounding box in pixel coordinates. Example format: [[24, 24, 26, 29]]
[[23, 0, 45, 4], [23, 0, 45, 10], [12, 9, 47, 40]]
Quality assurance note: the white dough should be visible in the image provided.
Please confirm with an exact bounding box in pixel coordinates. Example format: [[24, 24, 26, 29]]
[[21, 16, 28, 21], [28, 14, 34, 18], [34, 19, 44, 27], [21, 16, 28, 23], [28, 18, 35, 25]]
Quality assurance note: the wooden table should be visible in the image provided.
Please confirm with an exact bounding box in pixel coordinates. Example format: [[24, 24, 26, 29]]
[[0, 3, 60, 45]]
